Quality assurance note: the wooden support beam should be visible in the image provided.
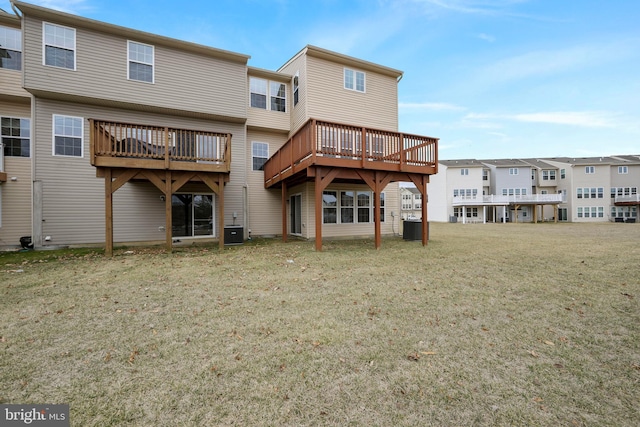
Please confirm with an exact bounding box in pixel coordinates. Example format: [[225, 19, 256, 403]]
[[282, 182, 288, 242], [315, 172, 323, 251], [218, 174, 225, 250], [421, 174, 429, 246], [165, 171, 172, 253], [105, 168, 114, 257]]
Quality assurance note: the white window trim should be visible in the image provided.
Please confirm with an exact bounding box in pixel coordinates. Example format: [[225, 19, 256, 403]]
[[249, 77, 287, 112], [42, 22, 76, 70], [1, 116, 31, 158], [618, 166, 628, 174], [127, 40, 155, 83], [585, 166, 595, 174], [52, 115, 84, 158], [322, 189, 383, 224], [343, 67, 366, 93], [251, 141, 269, 171]]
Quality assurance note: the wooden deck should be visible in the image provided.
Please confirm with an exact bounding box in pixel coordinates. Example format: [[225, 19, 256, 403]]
[[89, 119, 232, 256], [263, 119, 438, 250], [264, 119, 438, 189]]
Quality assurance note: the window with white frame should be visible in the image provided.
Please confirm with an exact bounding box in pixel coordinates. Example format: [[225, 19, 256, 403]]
[[560, 169, 566, 179], [509, 168, 518, 175], [249, 77, 287, 112], [542, 170, 556, 180], [293, 72, 299, 106], [344, 68, 365, 92], [1, 117, 30, 157], [483, 170, 488, 180], [502, 188, 527, 196], [323, 189, 381, 224], [461, 168, 469, 176], [585, 166, 595, 174], [0, 26, 22, 70], [577, 187, 603, 199], [251, 142, 268, 171], [43, 22, 75, 70], [128, 41, 154, 83], [53, 115, 83, 157], [618, 166, 628, 174]]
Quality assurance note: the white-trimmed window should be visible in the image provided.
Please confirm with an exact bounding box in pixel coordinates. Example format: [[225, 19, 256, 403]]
[[509, 168, 518, 175], [252, 142, 268, 171], [249, 77, 286, 112], [344, 68, 365, 92], [618, 166, 628, 174], [0, 26, 22, 70], [461, 168, 469, 176], [560, 168, 566, 179], [585, 166, 595, 174], [483, 170, 488, 180], [43, 22, 75, 70], [1, 117, 30, 157], [53, 115, 83, 157], [542, 170, 556, 180], [293, 72, 299, 106], [323, 189, 381, 224], [128, 41, 154, 83]]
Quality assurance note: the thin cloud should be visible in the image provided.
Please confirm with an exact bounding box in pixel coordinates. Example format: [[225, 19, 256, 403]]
[[399, 102, 466, 111], [466, 111, 625, 128], [476, 33, 496, 42]]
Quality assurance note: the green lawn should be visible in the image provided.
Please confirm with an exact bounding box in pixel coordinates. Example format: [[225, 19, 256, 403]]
[[1, 222, 639, 426]]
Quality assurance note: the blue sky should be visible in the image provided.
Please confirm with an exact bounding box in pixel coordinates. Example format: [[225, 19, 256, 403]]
[[2, 0, 639, 160]]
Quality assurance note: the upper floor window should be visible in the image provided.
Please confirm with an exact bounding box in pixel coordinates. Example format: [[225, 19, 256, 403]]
[[53, 115, 83, 157], [560, 168, 566, 179], [618, 166, 628, 174], [252, 141, 268, 171], [344, 68, 365, 93], [542, 170, 556, 180], [460, 168, 469, 176], [509, 168, 518, 175], [483, 170, 488, 180], [293, 72, 299, 106], [43, 22, 75, 70], [249, 78, 286, 112], [585, 166, 595, 174], [1, 117, 30, 157], [128, 41, 154, 83], [0, 26, 22, 70]]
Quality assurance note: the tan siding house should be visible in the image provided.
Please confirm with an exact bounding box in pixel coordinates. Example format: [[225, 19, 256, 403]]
[[1, 2, 438, 251]]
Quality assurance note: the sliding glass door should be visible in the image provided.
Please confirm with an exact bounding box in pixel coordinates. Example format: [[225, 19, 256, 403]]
[[172, 194, 214, 237]]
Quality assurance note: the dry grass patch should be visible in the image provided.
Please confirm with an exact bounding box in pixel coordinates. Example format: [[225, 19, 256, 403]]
[[1, 223, 639, 426]]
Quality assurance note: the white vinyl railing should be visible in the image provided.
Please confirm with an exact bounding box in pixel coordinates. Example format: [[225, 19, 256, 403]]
[[615, 194, 640, 204], [452, 194, 564, 205]]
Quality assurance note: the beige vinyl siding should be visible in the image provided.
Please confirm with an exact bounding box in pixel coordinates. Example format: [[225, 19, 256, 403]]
[[22, 15, 247, 120], [247, 108, 290, 133], [32, 98, 245, 245], [278, 54, 308, 135], [0, 70, 30, 100], [0, 100, 32, 246], [246, 130, 288, 236], [0, 158, 32, 246], [305, 55, 399, 131], [303, 182, 399, 240]]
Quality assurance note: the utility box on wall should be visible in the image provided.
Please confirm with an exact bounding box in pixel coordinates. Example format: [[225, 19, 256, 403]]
[[224, 226, 244, 245]]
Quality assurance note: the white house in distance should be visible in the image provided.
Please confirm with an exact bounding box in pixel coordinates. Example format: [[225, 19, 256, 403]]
[[427, 156, 639, 223]]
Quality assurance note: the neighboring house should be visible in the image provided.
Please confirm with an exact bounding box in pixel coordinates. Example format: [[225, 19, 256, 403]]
[[0, 1, 438, 252], [400, 186, 422, 219], [427, 156, 639, 223]]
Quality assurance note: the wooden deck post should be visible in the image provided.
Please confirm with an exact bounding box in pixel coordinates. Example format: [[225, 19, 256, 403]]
[[315, 171, 323, 251], [219, 174, 225, 250], [421, 175, 429, 246], [105, 168, 113, 257], [165, 171, 172, 253], [282, 182, 288, 242]]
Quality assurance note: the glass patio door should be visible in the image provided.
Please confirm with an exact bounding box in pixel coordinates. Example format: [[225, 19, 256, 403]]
[[290, 194, 302, 235], [172, 194, 214, 237]]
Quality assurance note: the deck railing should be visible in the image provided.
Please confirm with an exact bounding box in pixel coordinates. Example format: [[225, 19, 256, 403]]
[[90, 119, 231, 172], [615, 194, 640, 204], [452, 194, 564, 205], [264, 119, 438, 186]]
